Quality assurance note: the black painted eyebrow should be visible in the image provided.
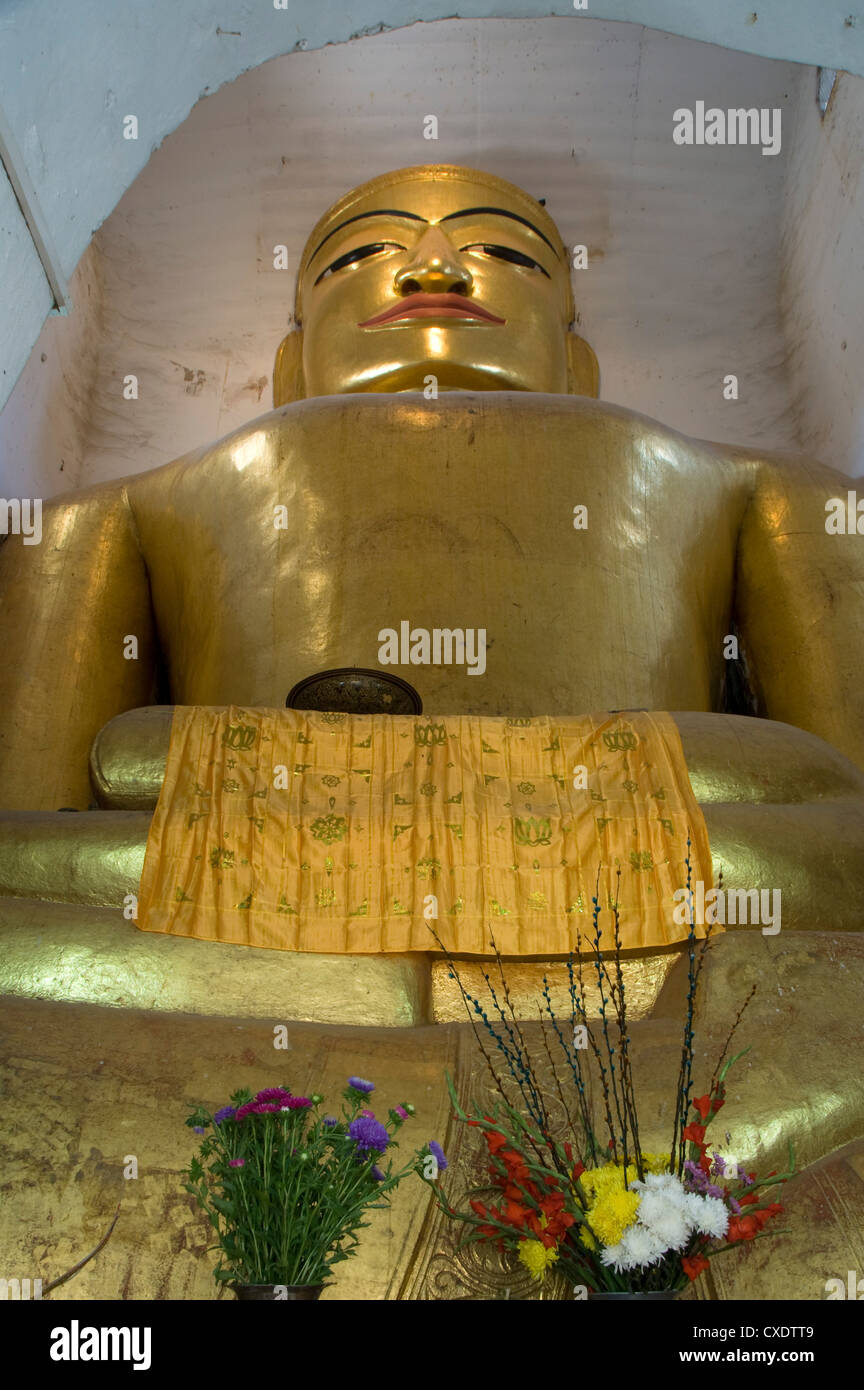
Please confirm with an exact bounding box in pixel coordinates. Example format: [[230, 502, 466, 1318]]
[[440, 206, 559, 258], [308, 203, 559, 268], [308, 210, 426, 265]]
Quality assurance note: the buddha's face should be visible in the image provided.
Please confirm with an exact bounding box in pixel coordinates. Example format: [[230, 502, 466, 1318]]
[[297, 171, 572, 395]]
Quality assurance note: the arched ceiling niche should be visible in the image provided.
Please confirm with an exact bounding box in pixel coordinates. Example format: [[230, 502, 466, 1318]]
[[0, 0, 862, 409]]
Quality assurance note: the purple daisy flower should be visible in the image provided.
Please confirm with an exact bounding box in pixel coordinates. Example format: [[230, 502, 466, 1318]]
[[347, 1076, 375, 1094], [213, 1106, 236, 1126], [393, 1106, 409, 1120], [279, 1097, 312, 1109], [348, 1115, 390, 1154], [429, 1140, 448, 1171], [323, 1116, 338, 1128], [370, 1165, 386, 1182], [193, 1126, 205, 1135], [229, 1158, 245, 1168], [683, 1160, 708, 1192]]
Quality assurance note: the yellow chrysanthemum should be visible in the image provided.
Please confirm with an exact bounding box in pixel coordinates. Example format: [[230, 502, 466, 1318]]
[[578, 1225, 597, 1251], [642, 1151, 671, 1175], [586, 1188, 641, 1245], [518, 1239, 559, 1281], [579, 1161, 637, 1201]]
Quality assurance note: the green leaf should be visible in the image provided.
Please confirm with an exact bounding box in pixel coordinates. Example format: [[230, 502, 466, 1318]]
[[715, 1047, 750, 1094]]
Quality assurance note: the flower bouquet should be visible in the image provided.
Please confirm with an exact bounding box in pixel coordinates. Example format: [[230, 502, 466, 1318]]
[[185, 1076, 445, 1296], [423, 852, 794, 1297]]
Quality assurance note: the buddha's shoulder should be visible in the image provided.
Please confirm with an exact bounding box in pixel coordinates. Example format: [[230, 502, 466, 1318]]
[[122, 394, 849, 495], [128, 391, 728, 481]]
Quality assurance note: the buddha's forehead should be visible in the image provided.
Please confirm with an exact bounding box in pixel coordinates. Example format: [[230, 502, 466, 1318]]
[[322, 173, 532, 224], [299, 165, 567, 275]]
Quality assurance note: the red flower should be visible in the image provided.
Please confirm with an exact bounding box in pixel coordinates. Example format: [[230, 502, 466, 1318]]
[[682, 1122, 706, 1145], [502, 1199, 529, 1228], [692, 1095, 712, 1121], [727, 1214, 759, 1242], [682, 1253, 710, 1281], [470, 1199, 488, 1219], [572, 1161, 586, 1181], [500, 1150, 531, 1182], [485, 1130, 509, 1154]]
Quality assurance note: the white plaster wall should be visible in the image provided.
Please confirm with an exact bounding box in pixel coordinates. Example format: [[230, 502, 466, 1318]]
[[780, 70, 864, 477], [1, 1, 864, 416], [0, 244, 104, 498], [75, 18, 801, 489], [0, 161, 53, 417]]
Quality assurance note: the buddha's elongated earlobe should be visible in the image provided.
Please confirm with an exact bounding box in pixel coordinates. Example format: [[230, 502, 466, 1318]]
[[566, 332, 600, 398], [273, 330, 305, 406]]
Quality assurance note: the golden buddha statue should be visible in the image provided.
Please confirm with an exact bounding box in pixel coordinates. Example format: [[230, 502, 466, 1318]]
[[2, 165, 864, 1300]]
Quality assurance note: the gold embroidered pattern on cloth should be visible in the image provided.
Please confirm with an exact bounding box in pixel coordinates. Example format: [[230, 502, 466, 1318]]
[[136, 707, 714, 954]]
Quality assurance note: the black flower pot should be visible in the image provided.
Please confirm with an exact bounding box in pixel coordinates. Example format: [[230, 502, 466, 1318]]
[[233, 1284, 327, 1300], [588, 1289, 679, 1300]]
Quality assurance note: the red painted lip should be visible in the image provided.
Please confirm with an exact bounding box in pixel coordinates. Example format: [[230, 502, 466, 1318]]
[[358, 293, 506, 327]]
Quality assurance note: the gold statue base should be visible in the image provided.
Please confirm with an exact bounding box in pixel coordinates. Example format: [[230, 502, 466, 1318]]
[[2, 926, 863, 1301]]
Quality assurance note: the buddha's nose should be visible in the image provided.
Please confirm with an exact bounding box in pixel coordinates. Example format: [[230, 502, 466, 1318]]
[[394, 228, 474, 296]]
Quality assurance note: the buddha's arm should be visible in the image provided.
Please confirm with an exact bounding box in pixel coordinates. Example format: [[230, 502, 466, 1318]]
[[0, 486, 158, 810], [736, 455, 864, 771]]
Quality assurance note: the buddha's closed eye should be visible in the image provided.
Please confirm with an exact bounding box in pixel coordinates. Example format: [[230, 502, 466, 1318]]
[[314, 239, 550, 286], [461, 243, 550, 277], [314, 242, 404, 285]]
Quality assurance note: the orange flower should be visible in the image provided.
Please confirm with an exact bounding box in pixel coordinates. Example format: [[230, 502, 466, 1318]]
[[692, 1096, 712, 1121], [682, 1253, 710, 1280]]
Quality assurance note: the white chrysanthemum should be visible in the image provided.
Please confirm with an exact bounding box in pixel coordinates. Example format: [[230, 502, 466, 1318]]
[[631, 1171, 679, 1194], [681, 1192, 710, 1229], [637, 1193, 690, 1250], [599, 1241, 630, 1272], [632, 1172, 690, 1209], [619, 1224, 668, 1269], [693, 1194, 729, 1239]]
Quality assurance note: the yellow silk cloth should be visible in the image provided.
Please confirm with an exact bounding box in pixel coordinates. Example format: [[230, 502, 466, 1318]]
[[137, 706, 713, 955]]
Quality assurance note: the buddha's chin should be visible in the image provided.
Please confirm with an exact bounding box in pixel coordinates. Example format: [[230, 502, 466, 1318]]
[[334, 365, 545, 394]]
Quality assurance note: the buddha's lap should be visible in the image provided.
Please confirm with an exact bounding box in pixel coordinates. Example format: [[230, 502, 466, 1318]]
[[88, 705, 864, 810]]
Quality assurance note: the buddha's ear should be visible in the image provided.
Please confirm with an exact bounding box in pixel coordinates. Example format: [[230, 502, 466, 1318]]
[[566, 332, 599, 398], [273, 330, 305, 407]]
